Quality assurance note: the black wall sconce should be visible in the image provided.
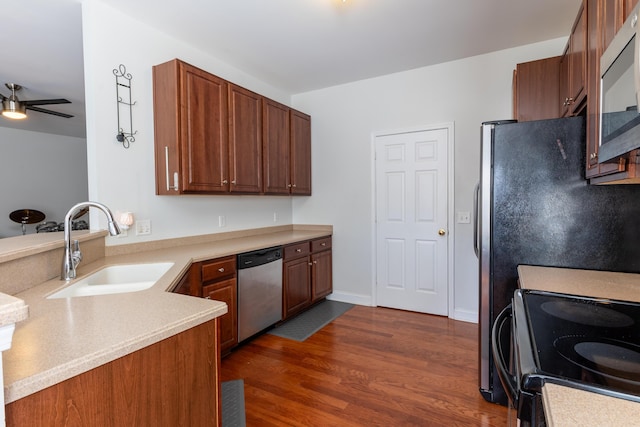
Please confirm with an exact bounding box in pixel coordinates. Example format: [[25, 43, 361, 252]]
[[113, 64, 137, 148]]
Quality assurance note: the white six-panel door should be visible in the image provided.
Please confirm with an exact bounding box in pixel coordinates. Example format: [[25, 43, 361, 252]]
[[375, 126, 449, 315]]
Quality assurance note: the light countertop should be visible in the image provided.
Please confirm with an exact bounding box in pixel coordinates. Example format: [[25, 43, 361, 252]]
[[518, 265, 640, 426], [2, 225, 332, 403]]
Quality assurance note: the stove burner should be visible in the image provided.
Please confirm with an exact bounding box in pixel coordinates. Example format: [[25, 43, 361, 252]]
[[555, 335, 640, 387], [541, 300, 635, 328]]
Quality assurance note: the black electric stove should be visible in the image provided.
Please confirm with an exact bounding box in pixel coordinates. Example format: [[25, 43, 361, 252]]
[[515, 289, 640, 402], [493, 289, 640, 426]]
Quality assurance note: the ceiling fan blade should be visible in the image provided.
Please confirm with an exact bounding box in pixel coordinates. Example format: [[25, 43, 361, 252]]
[[26, 105, 74, 118], [23, 98, 71, 106]]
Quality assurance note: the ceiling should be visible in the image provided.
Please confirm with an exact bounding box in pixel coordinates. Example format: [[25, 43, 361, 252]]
[[1, 0, 581, 139]]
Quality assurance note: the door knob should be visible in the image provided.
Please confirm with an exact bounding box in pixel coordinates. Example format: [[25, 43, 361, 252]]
[[438, 229, 446, 236]]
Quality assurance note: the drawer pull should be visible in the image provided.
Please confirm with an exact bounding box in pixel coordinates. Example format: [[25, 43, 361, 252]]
[[321, 242, 326, 246], [218, 267, 225, 273], [296, 248, 302, 253], [205, 296, 211, 300], [308, 262, 313, 266]]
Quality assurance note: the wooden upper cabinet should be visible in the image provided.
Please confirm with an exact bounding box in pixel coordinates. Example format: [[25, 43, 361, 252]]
[[625, 0, 640, 17], [561, 3, 587, 116], [603, 0, 622, 50], [263, 98, 291, 194], [153, 59, 228, 194], [514, 56, 561, 121], [228, 84, 262, 193], [153, 58, 312, 195], [290, 109, 312, 195]]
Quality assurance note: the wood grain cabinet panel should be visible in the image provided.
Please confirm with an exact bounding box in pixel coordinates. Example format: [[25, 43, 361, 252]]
[[203, 278, 238, 353], [5, 320, 221, 427], [290, 109, 312, 195], [513, 56, 561, 121], [283, 255, 313, 318], [311, 249, 332, 301], [228, 84, 262, 193], [263, 98, 291, 194], [153, 59, 229, 194]]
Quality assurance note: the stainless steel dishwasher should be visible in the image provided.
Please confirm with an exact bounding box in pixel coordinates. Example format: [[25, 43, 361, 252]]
[[237, 246, 283, 342]]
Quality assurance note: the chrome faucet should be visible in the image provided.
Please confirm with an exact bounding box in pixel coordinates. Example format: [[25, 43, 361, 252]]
[[61, 201, 121, 281]]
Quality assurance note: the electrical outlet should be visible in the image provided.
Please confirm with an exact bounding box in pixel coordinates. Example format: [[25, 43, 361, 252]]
[[135, 219, 151, 235], [457, 211, 471, 224], [218, 215, 226, 227]]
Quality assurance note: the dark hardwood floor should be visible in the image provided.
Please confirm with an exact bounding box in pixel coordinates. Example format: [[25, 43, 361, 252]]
[[221, 305, 508, 426]]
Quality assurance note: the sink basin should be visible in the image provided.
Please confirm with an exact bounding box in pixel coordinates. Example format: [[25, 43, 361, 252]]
[[48, 262, 174, 299]]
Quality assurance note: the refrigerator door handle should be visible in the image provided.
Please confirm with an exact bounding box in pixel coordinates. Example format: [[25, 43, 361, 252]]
[[473, 182, 480, 258]]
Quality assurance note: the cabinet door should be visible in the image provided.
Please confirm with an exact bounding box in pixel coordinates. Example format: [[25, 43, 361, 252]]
[[180, 62, 229, 193], [569, 4, 587, 111], [311, 250, 332, 302], [203, 278, 237, 354], [228, 84, 262, 193], [290, 109, 312, 195], [514, 56, 561, 121], [283, 256, 312, 318], [263, 98, 291, 194]]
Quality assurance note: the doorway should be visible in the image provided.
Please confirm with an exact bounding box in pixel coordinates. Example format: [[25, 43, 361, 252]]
[[374, 124, 453, 316]]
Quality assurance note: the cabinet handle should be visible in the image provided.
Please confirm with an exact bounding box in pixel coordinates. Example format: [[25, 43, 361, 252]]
[[287, 184, 292, 188], [313, 260, 317, 264], [321, 242, 326, 246], [205, 296, 211, 300], [165, 146, 179, 192], [296, 248, 302, 253], [308, 262, 313, 266], [292, 184, 297, 188], [218, 267, 225, 273], [222, 179, 228, 184], [231, 180, 237, 184]]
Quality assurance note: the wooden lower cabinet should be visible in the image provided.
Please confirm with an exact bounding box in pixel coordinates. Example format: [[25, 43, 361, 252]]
[[311, 249, 332, 301], [198, 256, 238, 355], [203, 277, 237, 354], [283, 255, 312, 318], [5, 319, 221, 427], [283, 237, 333, 320]]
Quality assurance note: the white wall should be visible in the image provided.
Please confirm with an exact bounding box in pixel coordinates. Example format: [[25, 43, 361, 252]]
[[80, 0, 295, 243], [0, 127, 87, 237], [291, 38, 568, 321], [81, 0, 568, 322]]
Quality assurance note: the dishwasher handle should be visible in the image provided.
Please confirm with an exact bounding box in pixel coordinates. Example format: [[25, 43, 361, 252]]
[[237, 246, 283, 269]]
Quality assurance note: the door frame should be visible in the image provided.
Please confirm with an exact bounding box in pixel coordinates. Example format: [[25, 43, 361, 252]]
[[370, 122, 455, 317]]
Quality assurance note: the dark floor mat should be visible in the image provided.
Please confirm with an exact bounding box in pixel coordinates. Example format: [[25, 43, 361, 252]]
[[268, 300, 354, 341], [221, 379, 246, 427]]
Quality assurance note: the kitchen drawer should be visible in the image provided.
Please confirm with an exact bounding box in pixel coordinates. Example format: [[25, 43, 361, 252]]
[[311, 236, 332, 252], [202, 256, 236, 283], [284, 241, 311, 260]]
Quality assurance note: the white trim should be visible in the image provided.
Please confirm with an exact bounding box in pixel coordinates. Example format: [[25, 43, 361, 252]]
[[452, 308, 478, 324], [326, 292, 373, 306], [370, 122, 456, 318]]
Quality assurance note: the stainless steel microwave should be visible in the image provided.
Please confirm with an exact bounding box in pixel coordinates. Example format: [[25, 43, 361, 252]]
[[599, 5, 640, 162]]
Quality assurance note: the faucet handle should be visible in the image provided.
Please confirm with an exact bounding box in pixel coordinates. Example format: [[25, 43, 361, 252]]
[[72, 240, 83, 265]]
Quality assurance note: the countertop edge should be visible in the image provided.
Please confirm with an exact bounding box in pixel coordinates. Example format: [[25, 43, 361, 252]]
[[4, 300, 227, 403]]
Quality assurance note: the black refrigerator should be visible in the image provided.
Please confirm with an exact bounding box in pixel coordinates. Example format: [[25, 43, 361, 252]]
[[474, 116, 640, 405]]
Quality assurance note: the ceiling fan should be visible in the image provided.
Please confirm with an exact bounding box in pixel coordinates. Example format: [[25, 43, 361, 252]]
[[1, 83, 73, 120]]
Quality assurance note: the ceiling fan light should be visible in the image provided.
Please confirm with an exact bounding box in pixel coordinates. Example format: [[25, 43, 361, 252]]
[[2, 98, 27, 119]]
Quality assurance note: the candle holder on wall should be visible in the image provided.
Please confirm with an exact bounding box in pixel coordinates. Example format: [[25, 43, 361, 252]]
[[113, 64, 137, 148]]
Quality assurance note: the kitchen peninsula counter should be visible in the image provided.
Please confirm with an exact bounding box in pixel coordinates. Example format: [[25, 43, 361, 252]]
[[518, 265, 640, 426], [0, 224, 332, 404]]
